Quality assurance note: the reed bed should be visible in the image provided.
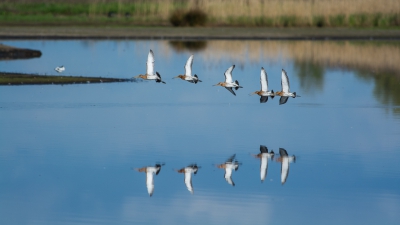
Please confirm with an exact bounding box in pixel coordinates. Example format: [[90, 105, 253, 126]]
[[1, 0, 399, 27]]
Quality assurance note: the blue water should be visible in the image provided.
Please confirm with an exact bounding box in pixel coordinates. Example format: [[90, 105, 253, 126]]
[[0, 40, 400, 225]]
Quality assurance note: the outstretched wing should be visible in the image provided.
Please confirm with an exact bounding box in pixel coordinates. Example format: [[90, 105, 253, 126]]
[[184, 171, 194, 194], [146, 50, 155, 75], [281, 157, 289, 184], [281, 69, 290, 93], [184, 55, 194, 76], [224, 65, 235, 83], [260, 96, 268, 103], [260, 145, 268, 153], [226, 154, 236, 162], [261, 67, 269, 92], [279, 96, 289, 105], [146, 171, 155, 196], [279, 148, 288, 157], [225, 87, 236, 96], [224, 167, 235, 186]]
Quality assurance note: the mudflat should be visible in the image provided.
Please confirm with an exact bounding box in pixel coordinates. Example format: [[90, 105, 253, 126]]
[[0, 26, 400, 40]]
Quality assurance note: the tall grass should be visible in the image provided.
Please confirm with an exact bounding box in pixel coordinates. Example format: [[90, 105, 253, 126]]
[[1, 0, 400, 27]]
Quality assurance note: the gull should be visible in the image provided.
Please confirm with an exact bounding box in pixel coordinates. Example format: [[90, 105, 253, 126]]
[[213, 65, 243, 96], [252, 145, 275, 182], [135, 163, 163, 197], [250, 67, 275, 103], [216, 154, 240, 186], [275, 148, 296, 185], [134, 50, 166, 84], [55, 66, 65, 73], [175, 164, 199, 194], [173, 55, 202, 84], [275, 69, 300, 105]]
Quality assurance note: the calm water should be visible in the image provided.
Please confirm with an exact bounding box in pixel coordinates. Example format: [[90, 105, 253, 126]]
[[1, 40, 400, 225]]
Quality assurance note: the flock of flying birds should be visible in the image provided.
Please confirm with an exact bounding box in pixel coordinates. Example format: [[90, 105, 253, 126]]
[[134, 147, 296, 197], [56, 49, 301, 105]]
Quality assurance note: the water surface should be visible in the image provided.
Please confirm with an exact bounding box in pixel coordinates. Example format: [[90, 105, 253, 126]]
[[1, 40, 400, 225]]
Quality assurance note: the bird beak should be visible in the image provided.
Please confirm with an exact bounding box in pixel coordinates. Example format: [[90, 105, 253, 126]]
[[212, 83, 219, 86], [249, 92, 257, 96], [173, 76, 179, 79], [133, 75, 140, 78]]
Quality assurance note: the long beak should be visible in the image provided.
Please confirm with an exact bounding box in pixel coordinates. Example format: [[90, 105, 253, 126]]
[[249, 91, 257, 96], [133, 75, 140, 78], [172, 76, 179, 79], [212, 83, 219, 86]]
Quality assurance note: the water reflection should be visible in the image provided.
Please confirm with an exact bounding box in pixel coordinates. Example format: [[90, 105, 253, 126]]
[[175, 164, 200, 194], [216, 154, 240, 186], [252, 145, 275, 182], [135, 163, 164, 197], [275, 148, 296, 185], [169, 41, 207, 52]]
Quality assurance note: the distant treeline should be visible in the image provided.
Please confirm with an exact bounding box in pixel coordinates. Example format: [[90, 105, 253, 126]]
[[1, 0, 399, 27]]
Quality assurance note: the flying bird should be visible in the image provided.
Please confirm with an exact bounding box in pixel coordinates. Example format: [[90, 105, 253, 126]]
[[216, 154, 240, 186], [250, 67, 275, 103], [275, 148, 296, 185], [275, 69, 300, 105], [55, 66, 65, 73], [213, 65, 243, 96], [175, 164, 200, 194], [252, 145, 275, 182], [173, 55, 202, 84], [135, 164, 163, 197], [134, 50, 166, 84]]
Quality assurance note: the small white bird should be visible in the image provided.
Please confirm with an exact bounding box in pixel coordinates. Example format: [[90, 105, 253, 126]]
[[252, 145, 275, 182], [250, 67, 275, 103], [276, 69, 300, 105], [176, 164, 199, 194], [213, 65, 243, 96], [216, 154, 240, 186], [134, 50, 166, 84], [275, 148, 296, 185], [173, 55, 202, 84], [135, 164, 163, 197], [55, 66, 65, 73]]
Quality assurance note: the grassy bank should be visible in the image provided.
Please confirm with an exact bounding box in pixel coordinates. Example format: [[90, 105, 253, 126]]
[[0, 72, 131, 85], [1, 0, 399, 27]]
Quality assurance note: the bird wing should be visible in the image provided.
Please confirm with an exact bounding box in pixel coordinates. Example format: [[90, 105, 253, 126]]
[[260, 156, 268, 182], [184, 55, 194, 76], [279, 96, 289, 105], [146, 50, 155, 75], [281, 69, 290, 93], [226, 154, 236, 162], [260, 96, 268, 103], [224, 167, 235, 186], [260, 145, 268, 153], [281, 157, 289, 185], [225, 87, 236, 96], [146, 170, 155, 196], [260, 67, 269, 92], [184, 171, 194, 194], [279, 148, 288, 157], [224, 65, 235, 83]]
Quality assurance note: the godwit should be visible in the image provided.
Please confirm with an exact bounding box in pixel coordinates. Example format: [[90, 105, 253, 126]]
[[216, 154, 240, 186], [275, 148, 296, 185], [133, 50, 166, 84], [213, 65, 243, 96], [175, 164, 199, 194], [173, 55, 202, 84], [135, 163, 163, 197], [55, 66, 65, 73], [252, 145, 275, 182], [275, 69, 300, 105], [250, 67, 275, 103]]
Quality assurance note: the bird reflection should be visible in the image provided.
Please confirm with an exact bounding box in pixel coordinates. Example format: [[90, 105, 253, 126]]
[[213, 65, 243, 96], [135, 163, 163, 197], [216, 154, 240, 186], [275, 148, 296, 185], [252, 145, 275, 182], [250, 67, 275, 103], [55, 65, 65, 73], [276, 69, 300, 105], [133, 49, 166, 84], [175, 164, 200, 194], [173, 55, 202, 84]]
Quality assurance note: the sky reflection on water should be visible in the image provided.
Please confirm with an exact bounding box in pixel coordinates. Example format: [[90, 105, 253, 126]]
[[1, 40, 400, 225]]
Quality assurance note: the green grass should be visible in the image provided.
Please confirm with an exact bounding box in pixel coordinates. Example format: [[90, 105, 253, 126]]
[[0, 2, 399, 27]]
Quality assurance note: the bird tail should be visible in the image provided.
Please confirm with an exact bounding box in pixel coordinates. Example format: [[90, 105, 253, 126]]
[[271, 90, 275, 99], [293, 92, 297, 98]]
